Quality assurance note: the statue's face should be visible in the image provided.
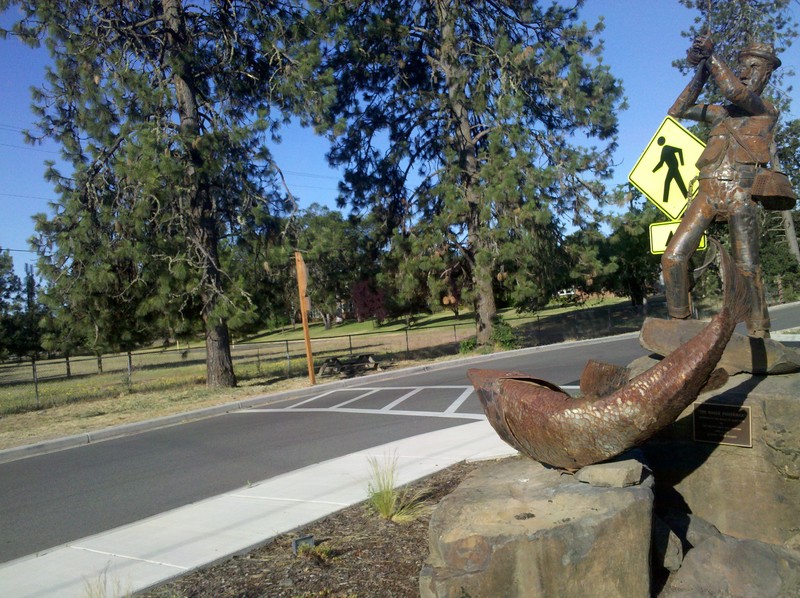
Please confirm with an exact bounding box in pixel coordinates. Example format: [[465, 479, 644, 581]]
[[738, 55, 772, 94]]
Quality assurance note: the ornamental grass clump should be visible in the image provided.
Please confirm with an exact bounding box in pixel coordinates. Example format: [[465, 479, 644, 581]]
[[366, 454, 429, 523]]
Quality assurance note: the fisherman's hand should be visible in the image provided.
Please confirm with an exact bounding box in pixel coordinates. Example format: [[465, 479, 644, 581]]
[[687, 35, 713, 66]]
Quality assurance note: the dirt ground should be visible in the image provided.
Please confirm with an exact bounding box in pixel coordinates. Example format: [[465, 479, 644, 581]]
[[143, 460, 482, 598]]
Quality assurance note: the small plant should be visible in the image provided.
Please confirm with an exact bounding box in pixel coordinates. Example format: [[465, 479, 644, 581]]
[[366, 454, 429, 523], [82, 566, 131, 598], [490, 318, 518, 349], [458, 336, 477, 353], [296, 542, 336, 566]]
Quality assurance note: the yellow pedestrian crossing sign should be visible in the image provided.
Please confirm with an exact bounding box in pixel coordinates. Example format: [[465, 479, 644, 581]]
[[649, 220, 707, 255], [629, 116, 706, 220]]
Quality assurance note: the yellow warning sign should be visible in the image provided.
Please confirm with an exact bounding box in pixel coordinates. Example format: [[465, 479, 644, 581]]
[[649, 220, 707, 255], [629, 116, 706, 220]]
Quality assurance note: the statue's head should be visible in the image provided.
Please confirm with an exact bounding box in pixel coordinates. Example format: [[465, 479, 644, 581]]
[[738, 42, 780, 94]]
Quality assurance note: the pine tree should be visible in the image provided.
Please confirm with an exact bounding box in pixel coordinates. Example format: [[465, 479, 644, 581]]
[[314, 0, 623, 344], [1, 1, 319, 386], [286, 205, 373, 330], [0, 249, 22, 358]]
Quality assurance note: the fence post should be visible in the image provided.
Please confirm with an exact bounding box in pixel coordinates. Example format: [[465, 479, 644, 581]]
[[405, 328, 410, 354], [348, 335, 353, 355], [32, 357, 40, 409], [453, 324, 457, 344], [127, 351, 133, 387], [285, 339, 291, 376]]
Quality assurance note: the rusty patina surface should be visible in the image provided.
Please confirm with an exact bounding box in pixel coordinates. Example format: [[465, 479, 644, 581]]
[[469, 240, 749, 470], [640, 317, 800, 375], [662, 38, 785, 338]]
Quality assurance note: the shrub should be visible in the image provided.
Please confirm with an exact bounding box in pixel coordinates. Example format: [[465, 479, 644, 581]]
[[459, 337, 477, 353], [490, 318, 518, 349], [366, 454, 429, 523]]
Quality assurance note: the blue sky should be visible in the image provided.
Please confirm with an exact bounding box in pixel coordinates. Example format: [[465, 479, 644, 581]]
[[1, 1, 800, 277]]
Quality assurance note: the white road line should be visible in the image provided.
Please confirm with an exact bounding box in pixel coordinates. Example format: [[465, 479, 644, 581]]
[[244, 407, 484, 420], [444, 387, 475, 415], [380, 387, 424, 411], [286, 389, 338, 409], [331, 388, 381, 408]]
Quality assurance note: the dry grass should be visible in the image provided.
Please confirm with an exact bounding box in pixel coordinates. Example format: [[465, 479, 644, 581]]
[[0, 376, 310, 451], [0, 350, 460, 451]]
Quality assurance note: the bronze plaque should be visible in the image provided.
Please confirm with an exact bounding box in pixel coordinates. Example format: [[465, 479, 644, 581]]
[[693, 402, 752, 448]]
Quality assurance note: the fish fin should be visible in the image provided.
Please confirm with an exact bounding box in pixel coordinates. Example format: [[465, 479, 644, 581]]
[[700, 367, 729, 394], [714, 238, 751, 325], [579, 360, 631, 397]]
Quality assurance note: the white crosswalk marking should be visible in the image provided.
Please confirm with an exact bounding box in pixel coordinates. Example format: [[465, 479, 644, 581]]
[[444, 387, 476, 415], [241, 386, 483, 420], [331, 388, 381, 408], [380, 387, 424, 411]]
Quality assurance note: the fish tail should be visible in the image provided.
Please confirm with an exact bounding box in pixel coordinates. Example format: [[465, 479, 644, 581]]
[[714, 238, 751, 325]]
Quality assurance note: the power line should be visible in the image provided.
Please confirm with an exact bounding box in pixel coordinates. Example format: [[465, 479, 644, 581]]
[[282, 169, 340, 180], [0, 124, 27, 133], [291, 184, 339, 192], [0, 192, 54, 201], [0, 142, 59, 155]]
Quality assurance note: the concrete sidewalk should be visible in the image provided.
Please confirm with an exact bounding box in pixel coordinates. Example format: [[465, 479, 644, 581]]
[[0, 419, 515, 597]]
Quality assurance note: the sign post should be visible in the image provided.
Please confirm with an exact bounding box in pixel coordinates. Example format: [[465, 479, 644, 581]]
[[295, 251, 316, 385]]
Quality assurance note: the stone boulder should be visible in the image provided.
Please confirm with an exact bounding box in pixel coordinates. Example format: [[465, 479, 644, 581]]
[[661, 534, 800, 597], [419, 456, 653, 598], [631, 364, 800, 545]]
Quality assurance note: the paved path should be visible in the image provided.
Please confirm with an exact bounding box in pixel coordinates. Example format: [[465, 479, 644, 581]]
[[0, 420, 514, 597]]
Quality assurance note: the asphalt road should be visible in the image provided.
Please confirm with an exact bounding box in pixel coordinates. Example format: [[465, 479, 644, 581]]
[[1, 302, 799, 564]]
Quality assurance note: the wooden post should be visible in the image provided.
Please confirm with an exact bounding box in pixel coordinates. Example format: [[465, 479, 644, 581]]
[[295, 251, 316, 384], [32, 357, 40, 409]]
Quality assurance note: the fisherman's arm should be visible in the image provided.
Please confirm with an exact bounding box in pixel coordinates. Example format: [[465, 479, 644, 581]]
[[707, 54, 772, 115], [667, 63, 710, 120]]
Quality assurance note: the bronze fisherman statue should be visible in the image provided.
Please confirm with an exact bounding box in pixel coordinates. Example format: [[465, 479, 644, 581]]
[[662, 36, 783, 338]]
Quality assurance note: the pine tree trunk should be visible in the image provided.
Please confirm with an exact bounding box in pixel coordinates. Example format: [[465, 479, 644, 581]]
[[164, 0, 236, 387], [204, 307, 236, 387], [469, 203, 497, 346], [474, 257, 497, 346], [781, 210, 800, 266], [438, 4, 498, 346]]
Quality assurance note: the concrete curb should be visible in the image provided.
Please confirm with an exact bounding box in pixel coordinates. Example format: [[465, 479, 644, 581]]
[[0, 332, 639, 464]]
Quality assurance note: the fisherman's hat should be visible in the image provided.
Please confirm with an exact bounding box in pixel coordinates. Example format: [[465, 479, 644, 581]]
[[739, 41, 781, 69]]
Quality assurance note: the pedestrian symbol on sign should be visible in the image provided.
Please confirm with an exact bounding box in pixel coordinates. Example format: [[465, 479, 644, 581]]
[[629, 116, 706, 220], [653, 137, 688, 204]]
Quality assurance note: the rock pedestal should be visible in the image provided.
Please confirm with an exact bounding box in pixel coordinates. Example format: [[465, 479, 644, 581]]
[[419, 456, 653, 598], [421, 366, 800, 596], [632, 361, 800, 546]]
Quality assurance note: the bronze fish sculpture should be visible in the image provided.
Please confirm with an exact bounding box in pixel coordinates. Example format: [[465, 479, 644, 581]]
[[468, 239, 750, 470]]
